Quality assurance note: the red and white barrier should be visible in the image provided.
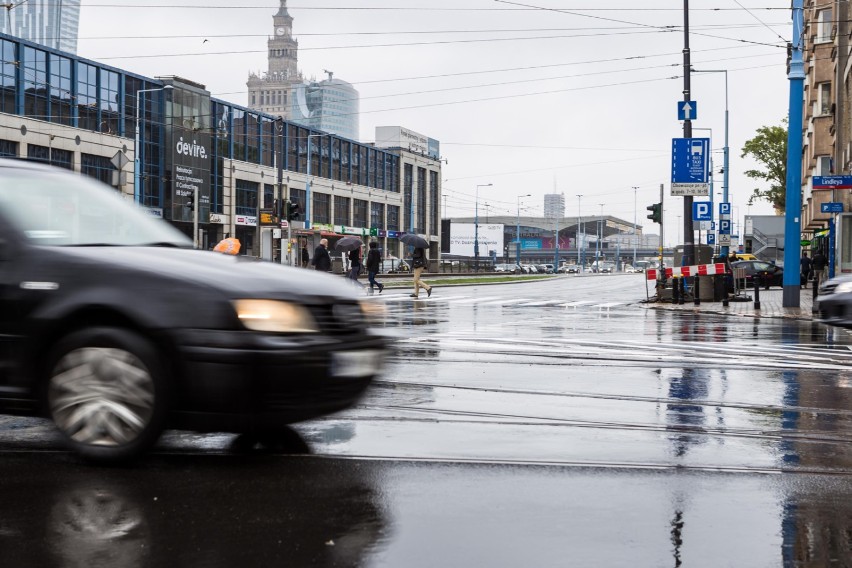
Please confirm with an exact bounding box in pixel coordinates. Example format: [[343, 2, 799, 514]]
[[645, 262, 727, 281]]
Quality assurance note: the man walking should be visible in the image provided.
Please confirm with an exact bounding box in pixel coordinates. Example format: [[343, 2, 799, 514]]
[[366, 241, 384, 294], [311, 238, 331, 272], [811, 249, 828, 288], [410, 246, 433, 298], [800, 251, 812, 288], [301, 242, 310, 268]]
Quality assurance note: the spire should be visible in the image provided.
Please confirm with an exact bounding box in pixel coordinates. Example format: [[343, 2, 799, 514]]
[[276, 0, 291, 19]]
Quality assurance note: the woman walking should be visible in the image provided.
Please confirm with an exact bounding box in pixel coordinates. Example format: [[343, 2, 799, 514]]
[[366, 241, 384, 294]]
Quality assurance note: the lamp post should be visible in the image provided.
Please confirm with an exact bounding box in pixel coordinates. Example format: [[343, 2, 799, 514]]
[[516, 193, 531, 267], [597, 203, 604, 269], [632, 186, 638, 269], [692, 68, 730, 257], [134, 85, 173, 206], [576, 194, 583, 272], [475, 183, 492, 271]]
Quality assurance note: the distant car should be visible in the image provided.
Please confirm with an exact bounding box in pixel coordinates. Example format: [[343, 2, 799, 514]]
[[381, 259, 410, 274], [730, 260, 783, 289], [598, 263, 614, 274], [560, 265, 580, 274], [0, 159, 388, 463], [542, 264, 555, 273], [494, 263, 520, 274], [735, 253, 758, 261], [816, 275, 852, 328], [624, 265, 637, 273], [526, 265, 539, 274], [535, 264, 552, 274]]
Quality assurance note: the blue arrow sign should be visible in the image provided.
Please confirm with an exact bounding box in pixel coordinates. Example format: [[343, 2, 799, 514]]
[[692, 201, 712, 221], [678, 101, 697, 121]]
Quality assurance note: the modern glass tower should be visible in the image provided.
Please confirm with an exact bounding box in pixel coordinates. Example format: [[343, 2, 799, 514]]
[[0, 0, 81, 54]]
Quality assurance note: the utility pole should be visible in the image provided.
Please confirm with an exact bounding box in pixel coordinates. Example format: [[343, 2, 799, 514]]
[[783, 0, 805, 307], [682, 0, 695, 269], [632, 186, 638, 268]]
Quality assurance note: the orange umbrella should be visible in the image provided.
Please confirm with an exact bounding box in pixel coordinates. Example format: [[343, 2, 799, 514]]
[[213, 237, 241, 255]]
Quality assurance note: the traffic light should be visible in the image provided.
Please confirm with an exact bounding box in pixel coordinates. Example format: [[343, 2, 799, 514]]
[[646, 202, 662, 224], [186, 198, 194, 212], [288, 201, 301, 221]]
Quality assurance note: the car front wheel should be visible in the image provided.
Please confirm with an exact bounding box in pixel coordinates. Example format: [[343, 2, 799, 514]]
[[46, 327, 168, 463]]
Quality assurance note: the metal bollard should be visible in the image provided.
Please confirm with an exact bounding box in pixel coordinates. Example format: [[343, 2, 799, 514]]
[[672, 278, 680, 304], [693, 277, 701, 306], [754, 274, 761, 310], [678, 278, 686, 305]]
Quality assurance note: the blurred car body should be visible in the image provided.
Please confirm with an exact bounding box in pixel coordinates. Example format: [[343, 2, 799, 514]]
[[815, 275, 852, 328], [0, 160, 388, 463]]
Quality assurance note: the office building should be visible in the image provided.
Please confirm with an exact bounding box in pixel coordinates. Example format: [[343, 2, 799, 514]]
[[0, 0, 80, 54], [544, 193, 565, 219]]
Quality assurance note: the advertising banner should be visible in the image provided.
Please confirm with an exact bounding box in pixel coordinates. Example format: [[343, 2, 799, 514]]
[[449, 223, 504, 257], [170, 125, 211, 223]]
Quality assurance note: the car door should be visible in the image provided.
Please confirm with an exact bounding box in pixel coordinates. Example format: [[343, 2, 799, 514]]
[[0, 210, 20, 388]]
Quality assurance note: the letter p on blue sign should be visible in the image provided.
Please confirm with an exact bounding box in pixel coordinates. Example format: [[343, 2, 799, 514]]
[[693, 202, 712, 221]]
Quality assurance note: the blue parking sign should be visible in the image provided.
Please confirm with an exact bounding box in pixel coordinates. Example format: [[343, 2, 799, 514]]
[[707, 233, 716, 245], [692, 201, 712, 221]]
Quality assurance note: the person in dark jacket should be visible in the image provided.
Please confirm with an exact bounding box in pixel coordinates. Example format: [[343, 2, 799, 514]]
[[800, 251, 812, 288], [410, 247, 432, 298], [311, 238, 331, 272], [365, 241, 384, 294], [811, 249, 828, 287], [348, 247, 362, 282], [301, 243, 310, 268]]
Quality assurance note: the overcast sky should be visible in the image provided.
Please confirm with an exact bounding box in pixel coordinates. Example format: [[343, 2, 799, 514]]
[[77, 1, 790, 244]]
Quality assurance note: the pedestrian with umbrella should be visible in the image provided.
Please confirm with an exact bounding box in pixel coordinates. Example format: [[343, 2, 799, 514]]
[[365, 241, 384, 294], [400, 233, 433, 298], [335, 236, 365, 285]]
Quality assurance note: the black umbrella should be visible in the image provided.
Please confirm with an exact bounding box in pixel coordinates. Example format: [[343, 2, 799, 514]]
[[334, 236, 364, 252], [399, 233, 429, 249]]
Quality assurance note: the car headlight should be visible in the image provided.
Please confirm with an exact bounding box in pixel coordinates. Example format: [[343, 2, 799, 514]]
[[232, 300, 319, 333], [835, 281, 852, 294]]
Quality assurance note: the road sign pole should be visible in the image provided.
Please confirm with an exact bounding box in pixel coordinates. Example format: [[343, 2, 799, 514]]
[[682, 0, 695, 271]]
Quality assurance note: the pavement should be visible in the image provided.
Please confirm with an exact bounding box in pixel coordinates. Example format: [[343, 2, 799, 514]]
[[646, 284, 819, 321]]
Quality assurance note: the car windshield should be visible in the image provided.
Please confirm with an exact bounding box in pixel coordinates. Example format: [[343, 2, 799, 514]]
[[0, 168, 191, 247]]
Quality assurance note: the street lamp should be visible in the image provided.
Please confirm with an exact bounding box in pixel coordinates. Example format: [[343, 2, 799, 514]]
[[597, 203, 604, 268], [134, 85, 173, 206], [576, 194, 583, 272], [305, 132, 329, 230], [632, 186, 638, 269], [475, 183, 492, 271], [517, 193, 531, 266], [692, 68, 730, 256]]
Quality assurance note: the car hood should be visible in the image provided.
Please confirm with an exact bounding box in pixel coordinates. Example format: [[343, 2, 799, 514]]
[[52, 246, 361, 301]]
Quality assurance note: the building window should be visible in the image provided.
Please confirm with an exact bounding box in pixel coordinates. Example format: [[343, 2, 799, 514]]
[[387, 205, 400, 232], [264, 183, 275, 210], [354, 198, 368, 227], [77, 63, 98, 131], [100, 70, 120, 135], [403, 163, 413, 232], [50, 148, 73, 170], [430, 170, 439, 234], [818, 82, 832, 115], [370, 202, 385, 230], [313, 192, 330, 224], [50, 55, 73, 127], [235, 178, 259, 216], [0, 40, 16, 114], [290, 188, 306, 218], [334, 196, 350, 225], [817, 155, 832, 176], [23, 47, 47, 121], [27, 144, 50, 163], [246, 113, 260, 163], [81, 153, 116, 187], [817, 9, 833, 43], [417, 167, 427, 234], [0, 139, 18, 157], [233, 108, 247, 162]]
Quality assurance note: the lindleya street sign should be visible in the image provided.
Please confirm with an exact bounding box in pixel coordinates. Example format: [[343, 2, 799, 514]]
[[813, 176, 852, 190]]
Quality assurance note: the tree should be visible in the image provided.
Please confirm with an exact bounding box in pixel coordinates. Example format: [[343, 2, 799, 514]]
[[741, 120, 788, 213]]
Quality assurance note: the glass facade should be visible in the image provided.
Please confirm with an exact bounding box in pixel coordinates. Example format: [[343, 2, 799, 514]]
[[334, 196, 350, 225], [235, 179, 258, 216], [23, 47, 47, 121], [313, 192, 330, 224], [417, 167, 427, 234], [387, 205, 400, 232], [81, 153, 115, 186], [430, 170, 440, 237], [370, 202, 385, 230], [403, 164, 413, 232], [354, 199, 368, 227], [1, 40, 15, 114]]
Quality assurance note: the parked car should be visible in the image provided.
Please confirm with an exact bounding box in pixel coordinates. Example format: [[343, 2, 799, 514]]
[[542, 264, 555, 273], [730, 260, 783, 289], [0, 159, 388, 463], [815, 275, 852, 328], [494, 263, 521, 274], [536, 264, 552, 274], [525, 265, 538, 274], [381, 259, 410, 273], [559, 264, 580, 274]]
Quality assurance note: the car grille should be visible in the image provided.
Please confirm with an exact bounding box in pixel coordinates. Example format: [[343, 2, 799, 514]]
[[308, 302, 365, 335]]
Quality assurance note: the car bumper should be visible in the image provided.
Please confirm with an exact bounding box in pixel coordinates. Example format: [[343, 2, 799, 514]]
[[815, 294, 852, 328], [169, 329, 388, 432]]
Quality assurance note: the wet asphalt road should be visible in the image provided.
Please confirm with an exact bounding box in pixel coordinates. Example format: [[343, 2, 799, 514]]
[[3, 274, 852, 567]]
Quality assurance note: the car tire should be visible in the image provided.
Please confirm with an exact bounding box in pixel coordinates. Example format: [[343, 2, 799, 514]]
[[45, 327, 168, 463]]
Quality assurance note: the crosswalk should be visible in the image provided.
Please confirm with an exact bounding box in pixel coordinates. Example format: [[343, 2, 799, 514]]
[[368, 292, 628, 311]]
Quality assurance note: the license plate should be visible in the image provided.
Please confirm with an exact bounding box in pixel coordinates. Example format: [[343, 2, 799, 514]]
[[330, 350, 386, 378]]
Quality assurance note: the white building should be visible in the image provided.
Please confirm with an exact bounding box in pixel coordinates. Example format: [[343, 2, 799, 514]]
[[0, 0, 81, 53], [290, 75, 359, 141], [544, 193, 565, 219]]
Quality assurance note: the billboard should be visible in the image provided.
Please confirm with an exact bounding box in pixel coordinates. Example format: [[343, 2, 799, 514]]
[[375, 126, 440, 159], [170, 126, 211, 222], [449, 223, 504, 257]]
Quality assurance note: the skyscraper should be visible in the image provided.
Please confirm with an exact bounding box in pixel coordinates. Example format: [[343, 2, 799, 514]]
[[0, 0, 81, 54], [247, 0, 359, 140], [544, 193, 565, 219]]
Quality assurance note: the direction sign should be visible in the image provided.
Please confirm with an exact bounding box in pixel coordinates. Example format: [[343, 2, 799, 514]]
[[821, 202, 845, 213], [813, 176, 852, 190], [678, 101, 697, 121], [671, 138, 710, 196], [692, 201, 712, 222]]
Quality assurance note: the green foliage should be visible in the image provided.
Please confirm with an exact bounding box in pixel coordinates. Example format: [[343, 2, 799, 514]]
[[740, 120, 788, 213]]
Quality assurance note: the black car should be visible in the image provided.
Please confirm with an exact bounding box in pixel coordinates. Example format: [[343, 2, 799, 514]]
[[0, 160, 388, 462], [730, 260, 783, 289], [815, 275, 852, 328]]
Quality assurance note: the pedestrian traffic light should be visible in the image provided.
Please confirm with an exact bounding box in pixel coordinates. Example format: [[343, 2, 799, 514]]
[[288, 201, 301, 221], [646, 202, 662, 224], [186, 198, 194, 212]]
